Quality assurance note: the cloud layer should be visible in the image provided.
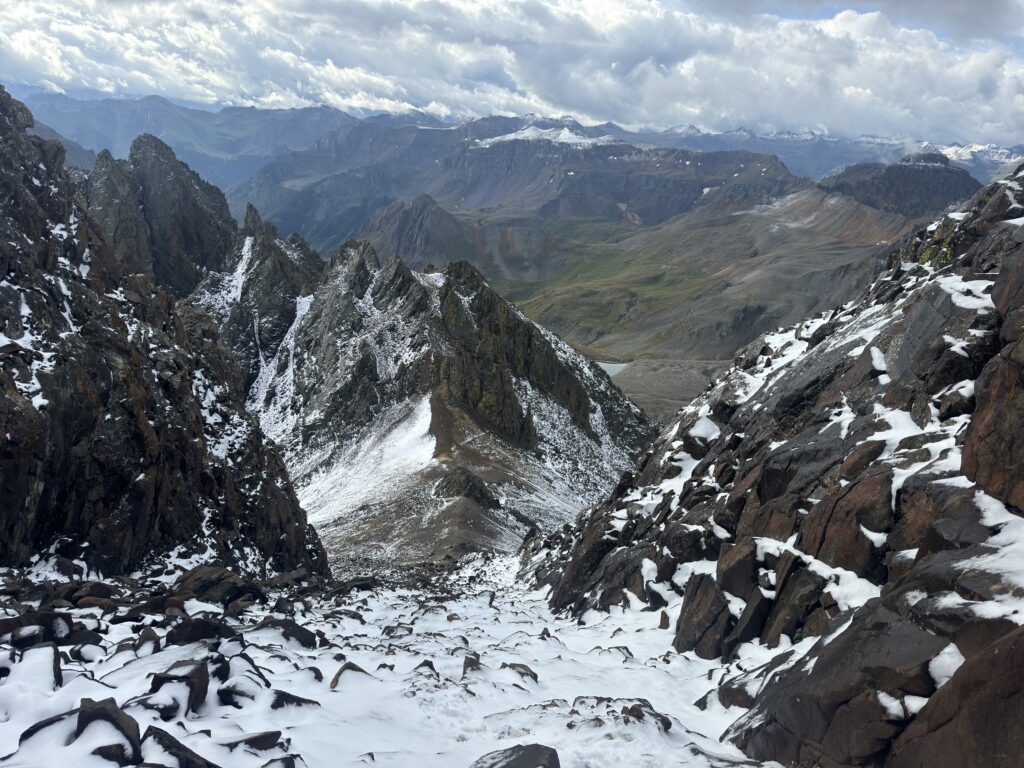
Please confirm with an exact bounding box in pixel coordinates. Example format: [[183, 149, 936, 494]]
[[2, 0, 1023, 144]]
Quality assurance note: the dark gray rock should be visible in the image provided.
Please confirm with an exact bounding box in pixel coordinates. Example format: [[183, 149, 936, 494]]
[[0, 86, 327, 577], [469, 743, 561, 768]]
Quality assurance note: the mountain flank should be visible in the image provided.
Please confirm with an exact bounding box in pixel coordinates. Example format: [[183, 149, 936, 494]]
[[0, 86, 325, 577], [525, 159, 1024, 767]]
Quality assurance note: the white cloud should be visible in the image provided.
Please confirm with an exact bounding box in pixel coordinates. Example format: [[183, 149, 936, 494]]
[[1, 0, 1022, 145]]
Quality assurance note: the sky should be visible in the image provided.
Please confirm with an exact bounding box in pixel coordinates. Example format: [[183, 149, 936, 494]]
[[2, 0, 1023, 145]]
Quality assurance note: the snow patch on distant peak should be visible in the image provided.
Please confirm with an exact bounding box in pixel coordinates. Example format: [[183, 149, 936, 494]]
[[477, 126, 619, 149]]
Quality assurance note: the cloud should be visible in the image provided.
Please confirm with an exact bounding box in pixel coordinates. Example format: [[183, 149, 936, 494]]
[[706, 0, 1024, 42], [1, 0, 1022, 145]]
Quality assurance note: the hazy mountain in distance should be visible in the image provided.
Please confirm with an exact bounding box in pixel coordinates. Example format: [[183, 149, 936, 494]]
[[603, 124, 1023, 183], [25, 120, 97, 169], [20, 91, 356, 187]]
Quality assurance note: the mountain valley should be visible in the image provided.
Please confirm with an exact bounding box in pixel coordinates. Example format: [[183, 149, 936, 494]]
[[1, 71, 1022, 768]]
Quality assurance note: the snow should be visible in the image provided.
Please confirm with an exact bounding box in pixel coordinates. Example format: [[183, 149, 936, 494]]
[[876, 691, 905, 719], [859, 525, 888, 548], [0, 556, 762, 768], [690, 415, 721, 441], [935, 275, 994, 311], [250, 294, 313, 444], [228, 236, 255, 302], [477, 126, 619, 149], [820, 395, 855, 439], [869, 345, 887, 372], [298, 395, 437, 528], [928, 643, 966, 688]]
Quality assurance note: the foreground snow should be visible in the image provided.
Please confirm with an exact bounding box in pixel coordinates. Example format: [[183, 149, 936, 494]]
[[0, 555, 771, 767]]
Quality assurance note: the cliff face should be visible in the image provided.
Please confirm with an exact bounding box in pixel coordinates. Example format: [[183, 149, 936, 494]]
[[85, 134, 237, 297], [524, 163, 1024, 766], [193, 228, 654, 569], [819, 153, 982, 219], [0, 86, 326, 577]]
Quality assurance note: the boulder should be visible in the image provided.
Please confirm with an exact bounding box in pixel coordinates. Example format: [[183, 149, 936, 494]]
[[731, 602, 949, 767], [142, 725, 222, 768], [76, 697, 142, 765], [173, 566, 264, 607], [886, 625, 1024, 768], [716, 540, 759, 601], [166, 618, 238, 646], [148, 660, 209, 715], [469, 743, 561, 768], [673, 575, 734, 659]]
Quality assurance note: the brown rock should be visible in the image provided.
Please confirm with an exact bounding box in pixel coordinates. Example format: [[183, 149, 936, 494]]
[[800, 469, 894, 580], [673, 575, 734, 659], [962, 335, 1024, 511], [886, 624, 1024, 768], [717, 539, 759, 601], [760, 566, 825, 647]]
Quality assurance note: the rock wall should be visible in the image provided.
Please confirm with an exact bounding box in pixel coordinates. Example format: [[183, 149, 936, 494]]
[[85, 134, 237, 297], [0, 86, 326, 577]]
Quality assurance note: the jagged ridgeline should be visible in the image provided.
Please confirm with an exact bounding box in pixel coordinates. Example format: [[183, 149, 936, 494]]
[[0, 86, 326, 576], [190, 207, 654, 567], [524, 161, 1024, 765], [68, 111, 653, 569]]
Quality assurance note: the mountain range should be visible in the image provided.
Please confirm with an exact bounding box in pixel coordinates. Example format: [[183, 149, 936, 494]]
[[15, 93, 997, 421], [1, 80, 1022, 768], [18, 91, 1024, 185], [247, 120, 977, 419]]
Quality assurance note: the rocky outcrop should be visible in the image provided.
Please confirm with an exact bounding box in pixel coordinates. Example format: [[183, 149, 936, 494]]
[[962, 245, 1024, 509], [0, 86, 326, 577], [86, 149, 153, 276], [524, 162, 1024, 766], [192, 224, 654, 568], [26, 121, 97, 170], [819, 153, 982, 219], [85, 134, 237, 296], [885, 624, 1024, 768], [193, 204, 324, 389]]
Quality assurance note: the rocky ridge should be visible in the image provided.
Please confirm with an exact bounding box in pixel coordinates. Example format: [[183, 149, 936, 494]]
[[85, 136, 237, 297], [0, 86, 325, 578], [523, 162, 1024, 766], [191, 215, 654, 568]]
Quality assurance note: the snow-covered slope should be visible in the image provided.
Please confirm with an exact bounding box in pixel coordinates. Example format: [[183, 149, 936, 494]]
[[476, 125, 620, 149], [0, 555, 771, 768]]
